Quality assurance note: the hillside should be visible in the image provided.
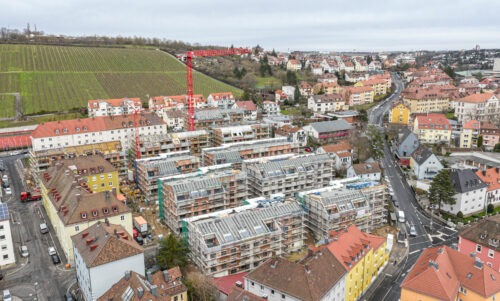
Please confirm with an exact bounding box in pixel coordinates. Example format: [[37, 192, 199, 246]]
[[0, 44, 241, 117]]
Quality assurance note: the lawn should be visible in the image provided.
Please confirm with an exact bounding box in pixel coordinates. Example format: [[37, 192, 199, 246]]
[[256, 76, 282, 88], [0, 44, 242, 117]]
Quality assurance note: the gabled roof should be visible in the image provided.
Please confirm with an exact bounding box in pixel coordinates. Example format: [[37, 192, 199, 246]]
[[351, 162, 381, 175], [320, 140, 352, 155], [71, 222, 143, 268], [307, 120, 353, 134], [415, 114, 450, 129], [227, 286, 265, 301], [234, 101, 257, 111], [459, 215, 500, 251], [451, 169, 488, 194], [458, 93, 496, 103], [463, 120, 480, 130], [476, 167, 500, 192], [212, 272, 247, 296], [245, 249, 346, 301], [411, 146, 435, 165]]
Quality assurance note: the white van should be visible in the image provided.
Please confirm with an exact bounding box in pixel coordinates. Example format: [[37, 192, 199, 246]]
[[40, 223, 48, 234], [398, 210, 405, 223]]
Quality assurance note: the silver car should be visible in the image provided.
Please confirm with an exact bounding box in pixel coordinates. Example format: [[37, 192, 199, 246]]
[[409, 225, 417, 237], [19, 245, 29, 257]]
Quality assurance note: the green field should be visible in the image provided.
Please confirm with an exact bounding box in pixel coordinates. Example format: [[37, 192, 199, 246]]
[[0, 44, 241, 117]]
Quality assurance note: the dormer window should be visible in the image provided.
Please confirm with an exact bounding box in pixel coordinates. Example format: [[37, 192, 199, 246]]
[[102, 207, 109, 215], [63, 128, 68, 133], [81, 212, 87, 219], [76, 127, 80, 132], [112, 206, 118, 213], [55, 129, 60, 134], [92, 209, 98, 217], [83, 126, 88, 131]]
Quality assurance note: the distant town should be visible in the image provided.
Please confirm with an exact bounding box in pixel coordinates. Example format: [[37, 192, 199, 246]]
[[0, 26, 500, 301]]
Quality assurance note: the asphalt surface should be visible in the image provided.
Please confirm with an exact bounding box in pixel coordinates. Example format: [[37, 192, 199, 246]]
[[0, 154, 76, 300], [366, 74, 458, 301]]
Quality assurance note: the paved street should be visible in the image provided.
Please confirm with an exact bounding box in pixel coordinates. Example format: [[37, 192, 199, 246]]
[[366, 74, 458, 301], [0, 154, 76, 300]]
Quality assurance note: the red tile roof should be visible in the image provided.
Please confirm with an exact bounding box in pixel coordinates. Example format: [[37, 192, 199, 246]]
[[235, 101, 257, 111], [212, 272, 247, 296], [458, 93, 496, 104], [476, 167, 500, 192], [88, 98, 141, 108], [0, 134, 32, 150], [209, 92, 235, 100], [325, 225, 386, 271], [415, 113, 450, 129], [320, 141, 352, 155], [463, 120, 480, 130]]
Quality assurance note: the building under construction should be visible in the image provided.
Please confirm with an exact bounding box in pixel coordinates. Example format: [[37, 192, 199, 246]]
[[187, 108, 245, 131], [246, 154, 334, 198], [135, 153, 201, 204], [184, 201, 305, 277], [201, 137, 299, 168], [211, 123, 272, 146], [158, 166, 248, 233]]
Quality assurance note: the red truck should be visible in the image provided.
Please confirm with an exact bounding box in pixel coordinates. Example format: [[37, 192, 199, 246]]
[[20, 189, 42, 202]]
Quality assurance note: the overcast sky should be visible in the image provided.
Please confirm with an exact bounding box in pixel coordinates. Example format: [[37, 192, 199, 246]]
[[1, 0, 499, 52]]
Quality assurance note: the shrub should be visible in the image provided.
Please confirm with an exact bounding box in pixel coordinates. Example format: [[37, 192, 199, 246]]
[[457, 211, 464, 219], [488, 204, 495, 214]]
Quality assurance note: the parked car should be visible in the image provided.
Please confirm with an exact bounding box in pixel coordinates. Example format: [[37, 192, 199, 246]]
[[48, 246, 56, 256], [3, 289, 12, 301], [135, 236, 144, 245], [19, 245, 29, 257], [409, 225, 417, 237], [4, 188, 11, 196], [40, 223, 48, 234], [51, 254, 61, 265], [64, 292, 75, 301]]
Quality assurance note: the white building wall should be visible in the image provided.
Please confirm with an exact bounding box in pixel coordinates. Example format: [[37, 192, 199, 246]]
[[0, 219, 16, 267], [441, 188, 487, 216]]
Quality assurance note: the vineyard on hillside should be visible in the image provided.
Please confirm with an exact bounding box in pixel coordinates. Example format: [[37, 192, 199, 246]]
[[0, 44, 241, 117]]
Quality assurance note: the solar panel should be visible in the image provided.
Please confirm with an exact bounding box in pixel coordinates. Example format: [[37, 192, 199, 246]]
[[223, 233, 234, 242], [254, 225, 264, 234], [239, 228, 249, 239], [0, 204, 9, 221]]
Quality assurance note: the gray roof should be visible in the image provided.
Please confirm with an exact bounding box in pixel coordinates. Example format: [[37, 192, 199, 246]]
[[451, 169, 488, 194], [192, 202, 304, 246], [308, 120, 353, 133], [253, 154, 331, 176], [213, 151, 243, 164], [170, 177, 223, 195], [398, 127, 413, 144], [314, 189, 366, 210], [141, 155, 199, 178], [0, 203, 8, 221], [194, 108, 243, 121], [411, 146, 435, 165]]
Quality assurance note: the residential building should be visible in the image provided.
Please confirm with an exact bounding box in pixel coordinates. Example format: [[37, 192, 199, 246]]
[[163, 109, 185, 131], [342, 86, 374, 106], [211, 124, 272, 146], [393, 128, 420, 166], [317, 73, 338, 84], [345, 72, 368, 83], [413, 113, 451, 144], [480, 121, 500, 151], [317, 141, 353, 170], [320, 59, 339, 74], [368, 61, 382, 71], [149, 94, 205, 112], [275, 125, 308, 147], [98, 267, 187, 301], [30, 113, 167, 152], [185, 202, 306, 277], [286, 59, 302, 71], [39, 163, 132, 261], [281, 86, 296, 101], [262, 101, 280, 116], [246, 154, 334, 198], [201, 138, 298, 168], [262, 115, 292, 128], [441, 169, 488, 216], [460, 120, 481, 148], [346, 163, 382, 181], [355, 79, 387, 95], [208, 92, 236, 109], [299, 82, 313, 97], [324, 225, 388, 301], [409, 146, 443, 180], [458, 215, 500, 272], [476, 167, 500, 209], [307, 94, 346, 113], [87, 98, 142, 117], [233, 101, 258, 121], [0, 204, 15, 267], [72, 222, 144, 301], [388, 102, 410, 125], [402, 89, 450, 114], [58, 156, 119, 193], [311, 63, 324, 75], [401, 246, 500, 301], [190, 108, 245, 130], [227, 286, 264, 301], [135, 154, 200, 203], [158, 168, 248, 233], [244, 250, 346, 301], [453, 93, 500, 122], [131, 130, 210, 159], [30, 141, 126, 176], [303, 120, 353, 144], [313, 82, 342, 95]]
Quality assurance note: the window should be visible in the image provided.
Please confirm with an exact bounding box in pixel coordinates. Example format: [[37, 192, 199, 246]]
[[92, 176, 97, 181], [109, 182, 113, 186], [3, 255, 8, 260], [0, 225, 3, 230], [100, 175, 104, 180], [282, 294, 286, 299], [477, 244, 482, 253], [1, 245, 6, 250], [489, 249, 495, 258], [108, 173, 113, 179], [75, 226, 80, 232], [459, 286, 467, 295], [92, 210, 98, 217], [0, 235, 5, 240], [81, 212, 87, 219], [121, 215, 125, 221]]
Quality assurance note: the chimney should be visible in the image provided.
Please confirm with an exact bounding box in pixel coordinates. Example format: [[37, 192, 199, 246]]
[[124, 270, 131, 280], [150, 285, 158, 297], [112, 188, 117, 196], [82, 232, 89, 239], [146, 271, 152, 283], [470, 252, 476, 259], [105, 218, 110, 226], [305, 264, 310, 273], [90, 244, 98, 251], [235, 281, 243, 288], [137, 287, 144, 298], [163, 270, 170, 282], [105, 191, 110, 200]]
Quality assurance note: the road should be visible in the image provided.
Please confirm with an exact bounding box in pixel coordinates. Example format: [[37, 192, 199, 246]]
[[367, 74, 458, 301], [0, 154, 75, 300]]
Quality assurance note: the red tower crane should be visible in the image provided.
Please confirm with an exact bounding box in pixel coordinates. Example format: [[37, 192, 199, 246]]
[[132, 108, 141, 160], [184, 47, 251, 131]]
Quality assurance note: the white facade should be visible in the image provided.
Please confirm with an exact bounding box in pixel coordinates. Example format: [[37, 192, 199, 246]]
[[413, 155, 444, 180], [368, 61, 382, 71], [0, 208, 15, 267], [308, 96, 346, 113], [263, 101, 281, 115], [207, 94, 236, 109], [88, 99, 142, 117], [454, 95, 500, 122], [282, 86, 296, 101], [244, 276, 346, 301], [441, 187, 487, 216], [74, 246, 145, 301], [346, 167, 381, 181]]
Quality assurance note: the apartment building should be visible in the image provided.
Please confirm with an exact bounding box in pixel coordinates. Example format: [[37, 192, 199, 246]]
[[201, 138, 298, 168], [355, 79, 387, 95], [286, 59, 302, 71], [233, 101, 258, 121], [39, 163, 132, 262], [402, 89, 450, 113], [31, 113, 167, 152], [87, 98, 142, 117], [189, 108, 245, 130], [246, 154, 334, 198], [207, 92, 236, 109], [303, 120, 353, 144], [409, 146, 443, 180], [135, 153, 200, 204], [453, 93, 500, 122], [307, 94, 346, 113], [480, 121, 500, 151], [342, 86, 374, 106], [262, 101, 281, 116], [185, 202, 305, 277], [388, 102, 410, 125], [158, 168, 248, 233], [476, 167, 500, 209], [460, 120, 480, 148], [211, 124, 272, 146], [441, 169, 488, 216], [0, 204, 15, 267], [274, 125, 308, 147], [30, 141, 126, 176], [413, 114, 451, 144]]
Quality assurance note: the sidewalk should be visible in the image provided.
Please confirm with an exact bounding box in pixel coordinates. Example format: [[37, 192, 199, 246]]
[[362, 239, 408, 300]]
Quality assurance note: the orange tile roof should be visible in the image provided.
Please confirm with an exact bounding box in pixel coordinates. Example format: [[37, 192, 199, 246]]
[[210, 92, 235, 100], [320, 141, 352, 155], [402, 246, 500, 300], [88, 98, 141, 108], [476, 167, 500, 192], [463, 120, 480, 130], [360, 78, 386, 86], [458, 93, 495, 104], [235, 101, 257, 111], [344, 86, 373, 94], [415, 113, 450, 129], [0, 134, 32, 150], [325, 225, 386, 271], [212, 272, 247, 295], [31, 113, 165, 138]]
